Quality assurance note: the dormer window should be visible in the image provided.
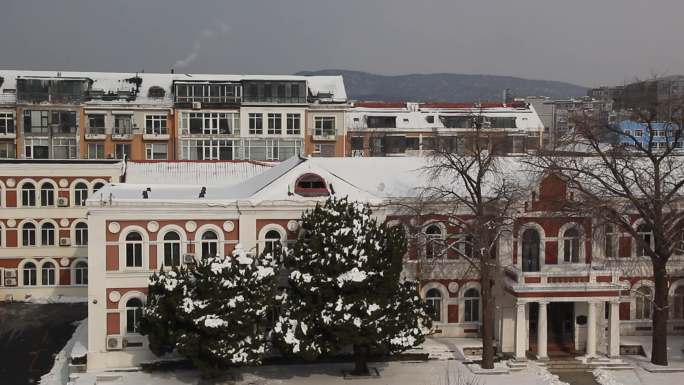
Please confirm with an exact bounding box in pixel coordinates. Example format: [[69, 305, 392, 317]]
[[148, 86, 166, 98], [294, 173, 329, 197]]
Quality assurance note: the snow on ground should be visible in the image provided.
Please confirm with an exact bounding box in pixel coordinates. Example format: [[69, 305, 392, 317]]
[[72, 360, 571, 385], [38, 319, 87, 385], [22, 295, 87, 304]]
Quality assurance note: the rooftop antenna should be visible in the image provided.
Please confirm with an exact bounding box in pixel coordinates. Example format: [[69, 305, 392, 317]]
[[199, 186, 206, 198]]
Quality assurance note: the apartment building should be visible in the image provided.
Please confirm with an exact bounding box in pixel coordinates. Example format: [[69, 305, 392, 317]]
[[345, 101, 545, 156], [526, 96, 614, 148], [0, 160, 124, 300], [0, 70, 347, 161]]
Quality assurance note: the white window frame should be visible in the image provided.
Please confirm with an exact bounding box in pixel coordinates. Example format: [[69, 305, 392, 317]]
[[286, 113, 301, 135], [145, 143, 168, 160], [314, 117, 336, 136], [145, 115, 167, 135], [267, 113, 282, 135], [248, 113, 263, 135], [0, 112, 15, 135], [87, 142, 105, 159]]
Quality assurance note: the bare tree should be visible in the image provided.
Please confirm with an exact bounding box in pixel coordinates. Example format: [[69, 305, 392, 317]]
[[406, 114, 524, 369], [528, 87, 684, 365]]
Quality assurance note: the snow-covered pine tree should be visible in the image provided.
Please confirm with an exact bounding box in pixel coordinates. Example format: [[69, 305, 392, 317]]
[[274, 197, 432, 375], [140, 244, 280, 378]]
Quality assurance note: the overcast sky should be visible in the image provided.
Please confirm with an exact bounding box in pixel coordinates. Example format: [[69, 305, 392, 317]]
[[1, 0, 683, 87]]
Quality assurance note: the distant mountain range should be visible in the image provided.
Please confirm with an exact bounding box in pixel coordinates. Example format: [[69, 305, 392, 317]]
[[296, 69, 588, 102]]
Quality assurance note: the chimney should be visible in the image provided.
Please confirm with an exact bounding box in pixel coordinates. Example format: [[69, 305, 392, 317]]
[[170, 68, 175, 74]]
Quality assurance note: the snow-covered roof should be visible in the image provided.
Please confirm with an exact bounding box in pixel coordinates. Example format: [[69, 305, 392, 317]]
[[347, 102, 545, 133], [91, 156, 535, 207], [0, 70, 347, 106], [124, 161, 273, 185]]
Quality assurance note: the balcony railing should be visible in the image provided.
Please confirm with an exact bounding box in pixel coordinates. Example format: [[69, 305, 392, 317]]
[[504, 264, 617, 286], [86, 127, 106, 135]]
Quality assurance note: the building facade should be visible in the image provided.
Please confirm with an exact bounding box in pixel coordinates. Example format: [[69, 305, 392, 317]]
[[0, 160, 124, 300], [82, 156, 684, 369], [0, 71, 347, 162], [346, 101, 545, 156]]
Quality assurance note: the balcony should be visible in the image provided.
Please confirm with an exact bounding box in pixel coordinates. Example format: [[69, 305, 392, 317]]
[[111, 128, 133, 141], [85, 127, 106, 140], [143, 129, 169, 141], [0, 130, 16, 139], [312, 130, 336, 141], [504, 265, 621, 298]]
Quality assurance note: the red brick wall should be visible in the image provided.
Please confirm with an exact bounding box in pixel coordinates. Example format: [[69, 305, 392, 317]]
[[620, 302, 630, 320], [545, 241, 558, 264], [447, 305, 459, 323], [107, 313, 120, 335], [106, 287, 148, 309]]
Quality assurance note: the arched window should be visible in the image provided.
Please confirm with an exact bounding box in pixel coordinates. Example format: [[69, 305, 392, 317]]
[[464, 288, 481, 322], [40, 183, 55, 206], [22, 222, 36, 246], [521, 228, 540, 272], [294, 173, 329, 197], [425, 224, 443, 259], [673, 286, 684, 320], [41, 261, 56, 286], [426, 288, 442, 322], [200, 230, 219, 258], [75, 222, 88, 246], [125, 298, 144, 334], [93, 182, 105, 193], [263, 229, 282, 255], [635, 286, 653, 320], [74, 261, 88, 285], [41, 222, 55, 246], [163, 231, 181, 267], [74, 182, 88, 206], [605, 225, 618, 259], [23, 262, 37, 286], [21, 182, 36, 206], [125, 232, 143, 267], [562, 227, 581, 263], [636, 224, 653, 257]]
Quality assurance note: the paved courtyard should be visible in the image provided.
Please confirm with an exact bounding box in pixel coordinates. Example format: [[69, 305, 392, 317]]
[[0, 302, 86, 385]]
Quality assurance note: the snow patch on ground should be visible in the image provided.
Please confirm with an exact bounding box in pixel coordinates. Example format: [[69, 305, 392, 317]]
[[593, 368, 622, 385], [20, 295, 87, 304], [528, 362, 569, 385], [38, 319, 87, 385]]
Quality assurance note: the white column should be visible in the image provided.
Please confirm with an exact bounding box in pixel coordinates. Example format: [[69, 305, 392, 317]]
[[608, 301, 620, 358], [515, 301, 528, 360], [586, 301, 597, 357], [537, 301, 548, 360]]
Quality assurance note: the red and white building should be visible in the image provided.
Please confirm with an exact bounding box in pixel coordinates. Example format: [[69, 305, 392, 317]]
[[0, 159, 124, 300], [82, 156, 684, 370]]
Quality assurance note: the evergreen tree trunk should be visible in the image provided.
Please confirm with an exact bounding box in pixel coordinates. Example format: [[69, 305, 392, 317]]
[[352, 344, 370, 375], [652, 259, 669, 366], [480, 255, 495, 369]]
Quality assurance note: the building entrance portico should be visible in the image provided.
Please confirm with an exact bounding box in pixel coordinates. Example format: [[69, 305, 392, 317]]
[[530, 302, 575, 356], [504, 265, 623, 361]]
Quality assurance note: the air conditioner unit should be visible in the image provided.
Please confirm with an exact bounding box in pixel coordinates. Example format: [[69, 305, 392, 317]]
[[57, 197, 69, 207], [192, 102, 202, 110], [4, 278, 17, 287], [4, 269, 17, 278], [106, 335, 123, 351], [59, 237, 71, 246], [183, 253, 196, 264]]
